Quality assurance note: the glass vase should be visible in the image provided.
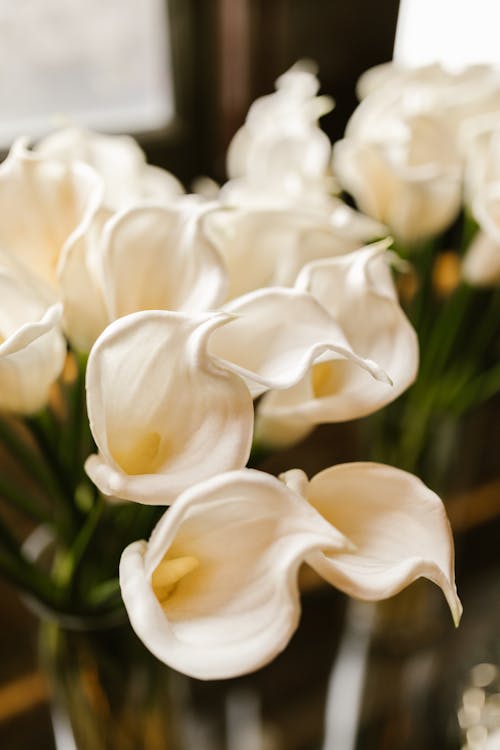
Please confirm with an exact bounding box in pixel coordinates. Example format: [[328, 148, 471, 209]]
[[38, 617, 185, 750]]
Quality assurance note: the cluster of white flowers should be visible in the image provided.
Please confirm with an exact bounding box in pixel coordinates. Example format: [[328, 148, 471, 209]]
[[334, 61, 500, 285], [0, 62, 461, 679]]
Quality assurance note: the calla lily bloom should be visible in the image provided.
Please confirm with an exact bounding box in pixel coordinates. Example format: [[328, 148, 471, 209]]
[[226, 62, 334, 204], [85, 310, 253, 504], [0, 267, 66, 414], [36, 126, 183, 210], [202, 206, 385, 301], [334, 111, 462, 245], [59, 203, 227, 351], [282, 463, 462, 624], [0, 138, 102, 288], [208, 286, 389, 398], [255, 242, 418, 447], [119, 469, 351, 680], [120, 464, 460, 680]]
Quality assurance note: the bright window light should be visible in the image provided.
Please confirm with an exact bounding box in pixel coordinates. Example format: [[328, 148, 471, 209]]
[[394, 0, 500, 69], [0, 0, 175, 147]]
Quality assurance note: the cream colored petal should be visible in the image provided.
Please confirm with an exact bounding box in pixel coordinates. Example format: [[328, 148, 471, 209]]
[[120, 469, 349, 680], [334, 117, 462, 245], [462, 230, 500, 286], [209, 287, 389, 398], [0, 270, 65, 414], [302, 463, 462, 624], [0, 139, 102, 287], [295, 245, 418, 412], [101, 205, 227, 320], [57, 209, 111, 352], [203, 206, 374, 300], [85, 311, 253, 504], [36, 127, 183, 210], [256, 245, 417, 445]]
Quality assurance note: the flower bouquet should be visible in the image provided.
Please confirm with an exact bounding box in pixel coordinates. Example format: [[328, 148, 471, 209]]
[[1, 59, 498, 748]]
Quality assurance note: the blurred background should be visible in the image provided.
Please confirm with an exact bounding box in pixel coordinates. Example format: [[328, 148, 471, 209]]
[[1, 1, 499, 749]]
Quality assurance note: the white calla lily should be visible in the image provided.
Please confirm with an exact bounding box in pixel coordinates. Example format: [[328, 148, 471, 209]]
[[0, 138, 102, 288], [85, 310, 253, 504], [334, 112, 462, 245], [202, 206, 385, 300], [223, 62, 335, 208], [281, 463, 462, 625], [256, 242, 418, 446], [0, 268, 66, 414], [120, 463, 460, 680], [209, 286, 389, 397], [59, 203, 228, 351], [36, 126, 183, 210], [120, 469, 350, 680]]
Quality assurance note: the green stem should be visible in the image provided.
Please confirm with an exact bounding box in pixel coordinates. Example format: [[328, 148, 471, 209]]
[[419, 284, 472, 384], [0, 417, 73, 532], [54, 495, 104, 591], [27, 414, 75, 501]]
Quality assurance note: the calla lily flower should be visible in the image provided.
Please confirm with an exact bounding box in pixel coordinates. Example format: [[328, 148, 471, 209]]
[[36, 126, 184, 210], [333, 112, 462, 245], [255, 242, 418, 447], [59, 203, 227, 351], [202, 206, 385, 301], [0, 138, 102, 288], [224, 62, 335, 208], [0, 267, 66, 414], [208, 286, 389, 398], [85, 310, 253, 504], [119, 469, 351, 680], [120, 464, 460, 680], [281, 463, 462, 624]]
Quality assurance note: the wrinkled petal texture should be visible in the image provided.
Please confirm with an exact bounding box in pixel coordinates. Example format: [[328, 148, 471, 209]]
[[301, 463, 462, 623], [120, 469, 348, 679], [85, 311, 254, 504]]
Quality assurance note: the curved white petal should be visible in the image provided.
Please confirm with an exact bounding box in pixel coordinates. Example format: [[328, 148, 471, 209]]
[[85, 311, 253, 504], [120, 469, 349, 680], [100, 205, 227, 320], [0, 139, 102, 287], [0, 269, 66, 414], [296, 463, 462, 624], [462, 230, 500, 286], [36, 127, 183, 210], [57, 209, 111, 352], [333, 116, 462, 245], [202, 207, 370, 300], [256, 244, 418, 445], [209, 287, 389, 398]]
